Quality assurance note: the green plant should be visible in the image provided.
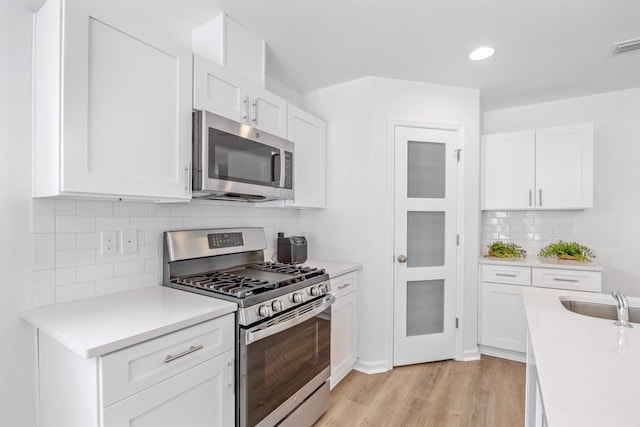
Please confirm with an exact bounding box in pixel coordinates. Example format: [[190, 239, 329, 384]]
[[538, 241, 596, 262], [487, 241, 526, 258]]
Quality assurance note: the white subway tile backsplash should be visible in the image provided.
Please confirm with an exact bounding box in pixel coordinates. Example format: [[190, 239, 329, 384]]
[[77, 200, 113, 216], [96, 277, 130, 296], [130, 272, 159, 289], [77, 263, 113, 282], [55, 267, 76, 285], [95, 216, 129, 232], [56, 249, 96, 268], [54, 199, 76, 215], [32, 199, 54, 233], [114, 202, 146, 217], [114, 260, 145, 277], [77, 232, 99, 249], [56, 216, 95, 233], [55, 233, 76, 250], [31, 199, 301, 306], [171, 203, 195, 216], [56, 282, 96, 303], [33, 234, 55, 270], [32, 270, 55, 307], [130, 217, 158, 230], [158, 216, 183, 229]]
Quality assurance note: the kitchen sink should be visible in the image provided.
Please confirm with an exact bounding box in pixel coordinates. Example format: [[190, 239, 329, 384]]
[[560, 298, 640, 323]]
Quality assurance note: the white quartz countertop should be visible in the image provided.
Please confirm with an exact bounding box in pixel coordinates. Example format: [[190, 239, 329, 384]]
[[22, 286, 236, 359], [521, 287, 640, 426], [305, 260, 362, 278], [479, 256, 603, 271]]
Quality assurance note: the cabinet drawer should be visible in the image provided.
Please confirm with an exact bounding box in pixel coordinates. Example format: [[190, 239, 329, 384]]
[[481, 265, 531, 286], [532, 268, 601, 293], [330, 271, 357, 299], [101, 314, 234, 407]]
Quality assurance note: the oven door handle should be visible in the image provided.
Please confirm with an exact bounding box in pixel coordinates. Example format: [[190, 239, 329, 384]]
[[244, 296, 335, 345]]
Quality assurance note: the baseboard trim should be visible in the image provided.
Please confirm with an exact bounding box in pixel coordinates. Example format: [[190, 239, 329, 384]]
[[458, 347, 481, 361], [479, 345, 526, 363], [353, 359, 391, 375]]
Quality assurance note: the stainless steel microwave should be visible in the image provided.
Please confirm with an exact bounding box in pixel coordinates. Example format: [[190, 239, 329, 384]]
[[192, 110, 294, 201]]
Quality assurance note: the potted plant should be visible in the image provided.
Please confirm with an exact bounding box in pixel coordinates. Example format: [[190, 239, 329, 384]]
[[538, 241, 596, 262], [487, 241, 526, 259]]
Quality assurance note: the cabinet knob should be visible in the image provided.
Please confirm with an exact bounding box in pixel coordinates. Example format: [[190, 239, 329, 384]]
[[397, 255, 408, 263]]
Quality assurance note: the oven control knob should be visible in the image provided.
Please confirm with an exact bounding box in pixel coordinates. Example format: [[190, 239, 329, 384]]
[[292, 292, 304, 304], [258, 305, 272, 317], [319, 284, 329, 294], [309, 286, 320, 297], [271, 300, 284, 312]]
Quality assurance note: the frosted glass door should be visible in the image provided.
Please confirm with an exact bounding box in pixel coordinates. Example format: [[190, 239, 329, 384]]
[[393, 126, 458, 366]]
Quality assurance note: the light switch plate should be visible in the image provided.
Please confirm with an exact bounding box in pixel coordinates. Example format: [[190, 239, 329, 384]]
[[120, 229, 138, 254]]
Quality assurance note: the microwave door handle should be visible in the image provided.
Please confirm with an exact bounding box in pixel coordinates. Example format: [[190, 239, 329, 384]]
[[280, 150, 286, 188], [271, 151, 281, 184]]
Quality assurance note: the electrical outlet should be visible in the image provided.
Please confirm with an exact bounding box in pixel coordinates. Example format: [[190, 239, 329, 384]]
[[101, 231, 117, 255], [120, 229, 138, 254]]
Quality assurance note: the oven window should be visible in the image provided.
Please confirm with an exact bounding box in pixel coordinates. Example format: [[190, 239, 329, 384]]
[[243, 312, 330, 427], [208, 128, 280, 187]]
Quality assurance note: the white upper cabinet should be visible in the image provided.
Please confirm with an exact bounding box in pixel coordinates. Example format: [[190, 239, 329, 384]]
[[193, 54, 288, 139], [482, 123, 593, 210], [33, 0, 192, 201], [285, 105, 327, 208]]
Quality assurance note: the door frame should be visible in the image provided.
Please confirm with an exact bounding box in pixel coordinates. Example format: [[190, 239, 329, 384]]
[[387, 119, 466, 366]]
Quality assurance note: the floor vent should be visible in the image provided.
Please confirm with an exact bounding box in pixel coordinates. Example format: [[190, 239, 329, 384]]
[[613, 38, 640, 55]]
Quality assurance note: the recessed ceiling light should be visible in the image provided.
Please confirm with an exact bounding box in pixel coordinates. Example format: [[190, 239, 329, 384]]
[[469, 47, 495, 61]]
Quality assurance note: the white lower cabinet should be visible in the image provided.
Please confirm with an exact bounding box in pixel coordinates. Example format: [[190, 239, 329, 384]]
[[330, 271, 358, 388], [103, 349, 234, 427], [479, 263, 602, 361], [37, 314, 235, 427], [480, 282, 528, 353]]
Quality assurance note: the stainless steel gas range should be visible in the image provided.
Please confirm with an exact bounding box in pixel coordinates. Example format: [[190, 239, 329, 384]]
[[163, 227, 333, 427]]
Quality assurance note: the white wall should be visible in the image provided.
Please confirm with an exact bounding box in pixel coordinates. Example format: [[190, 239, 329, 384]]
[[1, 1, 37, 426], [302, 76, 481, 370], [484, 87, 640, 295]]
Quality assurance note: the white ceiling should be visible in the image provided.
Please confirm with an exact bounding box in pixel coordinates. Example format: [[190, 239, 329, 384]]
[[29, 0, 640, 111], [172, 0, 640, 111]]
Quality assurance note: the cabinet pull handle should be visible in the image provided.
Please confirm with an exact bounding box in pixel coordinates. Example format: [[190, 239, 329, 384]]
[[337, 283, 352, 290], [227, 359, 235, 396], [252, 100, 258, 125], [553, 278, 579, 283], [539, 189, 542, 207], [529, 190, 532, 207], [243, 95, 250, 121], [164, 345, 203, 364], [185, 163, 191, 194], [495, 273, 517, 277]]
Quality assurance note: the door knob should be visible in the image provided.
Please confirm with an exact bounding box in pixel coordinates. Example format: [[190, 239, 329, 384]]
[[397, 255, 408, 263]]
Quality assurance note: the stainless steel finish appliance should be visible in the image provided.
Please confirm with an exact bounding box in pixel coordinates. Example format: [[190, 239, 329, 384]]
[[192, 110, 294, 201], [163, 228, 332, 427]]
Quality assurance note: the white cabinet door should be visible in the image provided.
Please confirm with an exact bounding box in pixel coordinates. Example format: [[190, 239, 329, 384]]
[[482, 123, 594, 210], [479, 282, 528, 353], [482, 130, 536, 210], [192, 54, 287, 138], [535, 123, 594, 209], [286, 105, 327, 208], [193, 55, 250, 124], [250, 83, 288, 138], [103, 349, 235, 427], [330, 290, 357, 388], [34, 0, 191, 200]]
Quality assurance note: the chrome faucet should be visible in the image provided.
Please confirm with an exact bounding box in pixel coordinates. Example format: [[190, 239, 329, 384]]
[[612, 291, 633, 328]]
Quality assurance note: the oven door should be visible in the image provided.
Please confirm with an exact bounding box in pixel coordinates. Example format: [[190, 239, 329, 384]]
[[239, 295, 334, 427]]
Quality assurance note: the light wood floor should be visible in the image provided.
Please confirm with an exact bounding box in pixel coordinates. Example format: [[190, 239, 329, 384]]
[[314, 355, 525, 427]]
